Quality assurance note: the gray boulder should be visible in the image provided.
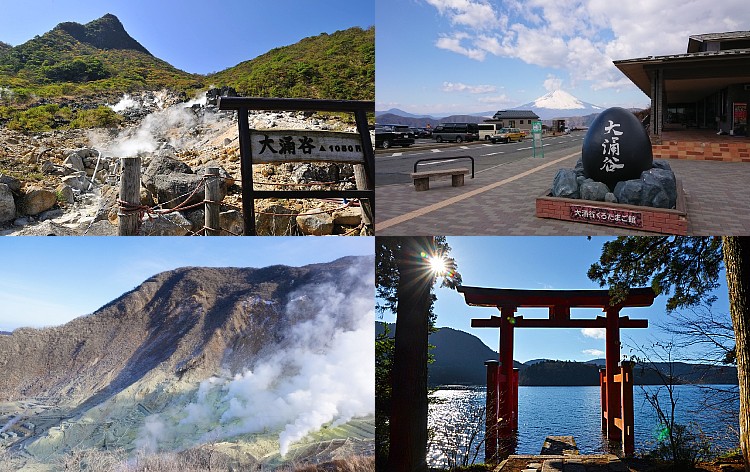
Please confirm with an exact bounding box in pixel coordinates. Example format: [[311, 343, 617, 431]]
[[0, 184, 15, 224], [220, 210, 244, 235], [580, 181, 610, 202], [573, 158, 586, 177], [63, 152, 85, 172], [255, 204, 297, 236], [143, 156, 229, 209], [0, 174, 21, 193], [551, 168, 580, 199], [652, 160, 673, 172], [605, 192, 618, 203], [296, 211, 334, 236], [642, 168, 677, 208], [140, 213, 192, 236], [614, 180, 644, 206], [21, 187, 57, 216], [292, 163, 339, 183]]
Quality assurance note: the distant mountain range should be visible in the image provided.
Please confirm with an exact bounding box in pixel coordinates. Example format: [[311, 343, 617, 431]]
[[376, 89, 607, 127], [376, 323, 738, 387]]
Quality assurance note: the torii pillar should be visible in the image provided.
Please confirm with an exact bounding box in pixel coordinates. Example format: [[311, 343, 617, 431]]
[[458, 286, 654, 463]]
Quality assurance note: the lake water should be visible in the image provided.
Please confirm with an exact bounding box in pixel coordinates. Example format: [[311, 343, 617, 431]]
[[427, 385, 739, 467]]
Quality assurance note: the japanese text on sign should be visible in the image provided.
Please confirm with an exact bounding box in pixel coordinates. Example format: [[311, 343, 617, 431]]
[[570, 204, 642, 228], [250, 129, 365, 164], [601, 120, 624, 172]]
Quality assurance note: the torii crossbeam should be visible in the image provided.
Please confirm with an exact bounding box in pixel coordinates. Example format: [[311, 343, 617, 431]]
[[457, 286, 654, 463]]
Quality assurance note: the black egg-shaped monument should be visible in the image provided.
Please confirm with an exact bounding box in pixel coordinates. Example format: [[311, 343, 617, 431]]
[[582, 107, 653, 189]]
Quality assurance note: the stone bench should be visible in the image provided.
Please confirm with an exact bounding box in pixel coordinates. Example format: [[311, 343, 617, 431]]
[[410, 167, 469, 191]]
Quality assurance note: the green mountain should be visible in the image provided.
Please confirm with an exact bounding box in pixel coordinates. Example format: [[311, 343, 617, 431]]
[[0, 14, 201, 97], [209, 26, 374, 101], [0, 14, 373, 107]]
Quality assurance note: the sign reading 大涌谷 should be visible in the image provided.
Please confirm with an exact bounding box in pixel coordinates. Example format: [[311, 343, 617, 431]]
[[250, 129, 365, 164], [569, 204, 643, 228], [532, 120, 544, 158]]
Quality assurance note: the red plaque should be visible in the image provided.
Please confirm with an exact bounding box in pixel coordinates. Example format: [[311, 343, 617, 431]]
[[569, 204, 643, 228]]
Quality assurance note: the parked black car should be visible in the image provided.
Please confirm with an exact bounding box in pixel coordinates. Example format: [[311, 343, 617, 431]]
[[375, 125, 415, 149]]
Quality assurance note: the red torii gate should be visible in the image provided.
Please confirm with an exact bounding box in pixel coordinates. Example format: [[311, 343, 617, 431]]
[[457, 286, 654, 463]]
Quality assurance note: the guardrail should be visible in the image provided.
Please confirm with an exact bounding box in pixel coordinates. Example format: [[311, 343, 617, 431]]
[[413, 155, 474, 179]]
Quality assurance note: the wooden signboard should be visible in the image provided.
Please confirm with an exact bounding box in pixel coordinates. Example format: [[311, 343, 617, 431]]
[[250, 129, 365, 164]]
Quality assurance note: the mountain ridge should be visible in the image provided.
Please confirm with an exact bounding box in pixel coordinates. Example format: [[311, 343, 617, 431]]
[[0, 14, 373, 106]]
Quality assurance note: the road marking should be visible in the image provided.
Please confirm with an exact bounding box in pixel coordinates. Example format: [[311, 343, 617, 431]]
[[481, 151, 505, 156], [431, 149, 442, 153], [392, 152, 403, 157], [516, 146, 532, 151], [376, 152, 578, 231], [482, 143, 493, 147], [460, 146, 470, 149], [420, 159, 458, 166]]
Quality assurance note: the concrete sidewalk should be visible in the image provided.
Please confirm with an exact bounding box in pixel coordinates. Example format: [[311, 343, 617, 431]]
[[375, 152, 750, 235]]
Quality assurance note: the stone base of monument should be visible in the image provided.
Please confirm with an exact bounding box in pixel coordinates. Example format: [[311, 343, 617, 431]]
[[536, 178, 688, 235]]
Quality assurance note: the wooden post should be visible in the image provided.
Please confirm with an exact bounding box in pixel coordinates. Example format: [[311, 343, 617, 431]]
[[204, 167, 221, 236], [621, 361, 635, 456], [599, 368, 607, 431], [498, 305, 516, 456], [237, 107, 255, 235], [118, 156, 141, 236], [353, 108, 374, 229], [485, 360, 500, 464], [511, 368, 519, 430], [605, 307, 622, 439]]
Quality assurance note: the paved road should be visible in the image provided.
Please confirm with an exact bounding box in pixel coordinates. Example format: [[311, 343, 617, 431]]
[[376, 132, 585, 185]]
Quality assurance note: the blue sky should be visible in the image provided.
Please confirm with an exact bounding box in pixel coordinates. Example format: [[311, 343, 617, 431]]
[[0, 0, 374, 74], [0, 237, 374, 331], [376, 0, 749, 115], [378, 237, 731, 364]]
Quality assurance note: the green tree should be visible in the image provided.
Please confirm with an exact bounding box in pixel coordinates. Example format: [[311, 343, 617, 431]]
[[588, 236, 750, 471], [376, 237, 461, 472]]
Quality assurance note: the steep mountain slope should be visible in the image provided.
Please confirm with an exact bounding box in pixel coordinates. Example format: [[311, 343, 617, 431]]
[[208, 26, 374, 101], [0, 257, 369, 404], [0, 256, 374, 467], [0, 14, 198, 94]]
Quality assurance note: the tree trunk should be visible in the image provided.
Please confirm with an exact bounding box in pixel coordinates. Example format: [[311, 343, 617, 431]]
[[722, 236, 750, 472], [387, 237, 434, 472]]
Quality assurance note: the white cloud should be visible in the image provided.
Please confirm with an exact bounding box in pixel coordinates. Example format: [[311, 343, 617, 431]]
[[477, 94, 514, 107], [435, 34, 487, 61], [583, 348, 605, 357], [424, 0, 750, 91], [442, 81, 497, 94], [581, 328, 606, 340], [425, 0, 505, 30]]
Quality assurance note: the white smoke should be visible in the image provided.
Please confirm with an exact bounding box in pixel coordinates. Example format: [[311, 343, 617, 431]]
[[109, 94, 138, 113], [137, 262, 375, 457]]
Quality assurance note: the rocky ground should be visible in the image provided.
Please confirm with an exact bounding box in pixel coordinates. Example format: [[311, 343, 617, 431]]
[[0, 90, 372, 236]]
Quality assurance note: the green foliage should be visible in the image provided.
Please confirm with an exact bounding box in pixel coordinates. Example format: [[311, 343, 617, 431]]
[[42, 57, 109, 83], [5, 103, 123, 132], [210, 27, 374, 101], [375, 323, 395, 466], [69, 106, 122, 128], [646, 423, 712, 469], [587, 236, 724, 311]]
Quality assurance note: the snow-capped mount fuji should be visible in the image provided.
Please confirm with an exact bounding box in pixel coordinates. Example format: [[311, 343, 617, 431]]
[[515, 89, 603, 120]]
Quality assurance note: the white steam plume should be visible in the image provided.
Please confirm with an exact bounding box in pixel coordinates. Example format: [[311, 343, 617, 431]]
[[137, 261, 375, 457]]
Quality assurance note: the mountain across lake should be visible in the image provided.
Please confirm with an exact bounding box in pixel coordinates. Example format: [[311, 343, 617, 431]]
[[377, 323, 738, 386]]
